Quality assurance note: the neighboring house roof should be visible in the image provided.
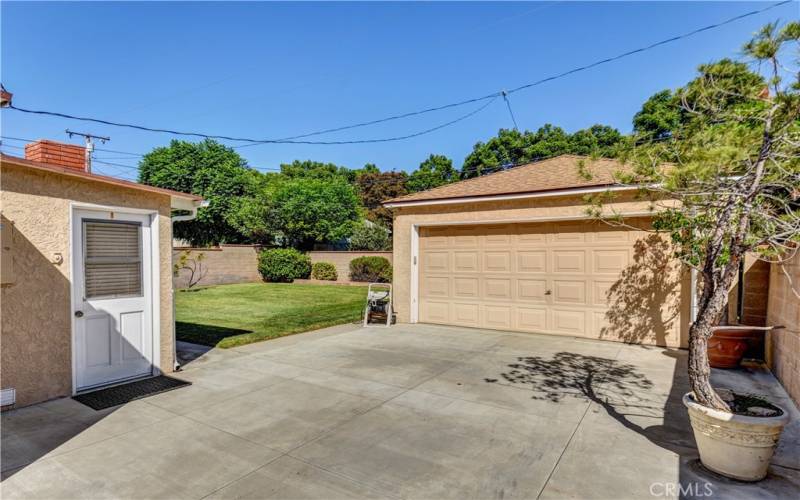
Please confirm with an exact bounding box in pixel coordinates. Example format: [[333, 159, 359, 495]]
[[385, 154, 632, 206], [1, 153, 204, 210]]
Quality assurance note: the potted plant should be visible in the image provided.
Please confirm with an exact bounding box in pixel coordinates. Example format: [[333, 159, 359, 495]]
[[594, 21, 798, 481]]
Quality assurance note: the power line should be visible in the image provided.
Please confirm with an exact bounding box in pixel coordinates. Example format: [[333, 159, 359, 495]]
[[501, 91, 519, 131], [2, 0, 790, 147]]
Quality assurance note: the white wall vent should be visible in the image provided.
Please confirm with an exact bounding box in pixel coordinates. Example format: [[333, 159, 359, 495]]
[[1, 388, 16, 406]]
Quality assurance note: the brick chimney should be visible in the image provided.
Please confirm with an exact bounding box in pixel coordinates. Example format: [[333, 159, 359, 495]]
[[25, 140, 87, 172]]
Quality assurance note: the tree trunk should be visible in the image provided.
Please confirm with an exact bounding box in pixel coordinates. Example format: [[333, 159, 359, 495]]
[[688, 322, 729, 411], [688, 270, 733, 412]]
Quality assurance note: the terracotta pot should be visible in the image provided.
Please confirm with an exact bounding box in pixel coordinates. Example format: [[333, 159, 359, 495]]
[[684, 393, 789, 481], [708, 326, 760, 369]]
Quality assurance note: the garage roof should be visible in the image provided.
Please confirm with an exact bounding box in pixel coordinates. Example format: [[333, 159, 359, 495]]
[[386, 155, 632, 206]]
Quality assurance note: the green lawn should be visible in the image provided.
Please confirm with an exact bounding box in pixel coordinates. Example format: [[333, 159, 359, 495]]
[[175, 282, 367, 348]]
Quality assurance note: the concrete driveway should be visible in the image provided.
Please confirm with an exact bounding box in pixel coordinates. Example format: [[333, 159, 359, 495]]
[[2, 324, 798, 499]]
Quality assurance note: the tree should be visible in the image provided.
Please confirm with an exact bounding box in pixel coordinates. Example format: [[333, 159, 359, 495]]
[[138, 139, 257, 246], [279, 160, 358, 182], [407, 154, 458, 193], [596, 22, 800, 411], [349, 222, 392, 251], [633, 90, 682, 140], [356, 171, 407, 230], [633, 59, 767, 140], [269, 177, 361, 249], [461, 124, 626, 179]]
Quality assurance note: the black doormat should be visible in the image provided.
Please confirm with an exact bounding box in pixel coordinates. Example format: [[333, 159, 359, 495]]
[[73, 375, 191, 410]]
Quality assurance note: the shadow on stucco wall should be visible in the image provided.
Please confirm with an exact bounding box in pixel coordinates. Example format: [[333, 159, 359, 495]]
[[601, 234, 683, 347]]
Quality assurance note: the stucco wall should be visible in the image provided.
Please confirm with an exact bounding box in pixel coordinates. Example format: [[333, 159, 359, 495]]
[[767, 250, 800, 406], [391, 193, 690, 347], [173, 245, 264, 288], [1, 162, 175, 408]]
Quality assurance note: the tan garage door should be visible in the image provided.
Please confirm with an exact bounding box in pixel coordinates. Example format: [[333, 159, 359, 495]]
[[418, 219, 681, 343]]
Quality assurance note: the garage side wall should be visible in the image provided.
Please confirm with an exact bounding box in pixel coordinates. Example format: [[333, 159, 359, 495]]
[[0, 163, 174, 408], [392, 194, 689, 347]]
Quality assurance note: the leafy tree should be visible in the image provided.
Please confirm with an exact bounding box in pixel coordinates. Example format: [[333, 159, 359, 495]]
[[279, 160, 357, 182], [461, 124, 626, 179], [355, 171, 407, 230], [138, 139, 257, 246], [632, 90, 682, 140], [594, 22, 800, 411], [407, 154, 458, 193], [263, 177, 361, 249], [633, 59, 766, 140], [349, 222, 392, 251]]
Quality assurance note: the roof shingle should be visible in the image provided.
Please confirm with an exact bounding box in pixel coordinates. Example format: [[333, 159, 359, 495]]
[[387, 154, 629, 204]]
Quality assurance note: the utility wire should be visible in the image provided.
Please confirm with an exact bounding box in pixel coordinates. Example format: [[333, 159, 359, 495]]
[[3, 0, 790, 146], [501, 91, 519, 131]]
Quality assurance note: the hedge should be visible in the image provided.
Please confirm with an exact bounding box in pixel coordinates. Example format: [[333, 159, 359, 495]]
[[258, 248, 311, 282], [349, 256, 392, 283], [311, 261, 338, 281]]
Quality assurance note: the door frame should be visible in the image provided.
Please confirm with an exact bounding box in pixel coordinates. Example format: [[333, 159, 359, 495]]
[[69, 202, 161, 394], [410, 211, 655, 324]]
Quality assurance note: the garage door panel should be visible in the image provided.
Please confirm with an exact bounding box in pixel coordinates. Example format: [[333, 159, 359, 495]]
[[592, 280, 616, 307], [517, 250, 547, 273], [423, 276, 449, 298], [483, 305, 512, 329], [551, 308, 587, 335], [518, 279, 547, 302], [484, 278, 512, 300], [484, 225, 513, 246], [552, 279, 587, 305], [552, 251, 586, 274], [420, 301, 450, 323], [517, 307, 548, 331], [453, 277, 479, 298], [452, 303, 480, 326], [453, 251, 479, 273], [592, 249, 630, 274], [423, 251, 449, 272], [452, 229, 479, 248], [484, 252, 511, 273]]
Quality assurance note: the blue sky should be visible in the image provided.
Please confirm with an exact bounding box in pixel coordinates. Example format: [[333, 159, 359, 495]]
[[2, 1, 797, 179]]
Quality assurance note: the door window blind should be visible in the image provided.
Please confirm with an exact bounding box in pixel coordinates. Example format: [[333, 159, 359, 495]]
[[83, 221, 142, 299]]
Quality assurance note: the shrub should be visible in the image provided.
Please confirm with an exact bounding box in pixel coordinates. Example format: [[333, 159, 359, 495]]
[[311, 262, 338, 281], [349, 256, 392, 283], [258, 248, 311, 282], [349, 223, 391, 251]]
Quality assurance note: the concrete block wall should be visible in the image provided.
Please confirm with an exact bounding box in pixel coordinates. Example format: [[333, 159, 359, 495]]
[[767, 250, 800, 406], [173, 246, 393, 287], [173, 245, 264, 288], [308, 251, 393, 283]]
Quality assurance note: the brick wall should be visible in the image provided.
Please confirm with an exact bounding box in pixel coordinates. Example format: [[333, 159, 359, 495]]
[[173, 245, 264, 288], [767, 250, 800, 406], [308, 251, 393, 283]]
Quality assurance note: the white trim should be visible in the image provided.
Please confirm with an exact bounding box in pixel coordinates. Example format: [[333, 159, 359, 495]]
[[409, 211, 654, 328], [385, 185, 637, 208], [410, 225, 420, 323], [69, 202, 161, 394]]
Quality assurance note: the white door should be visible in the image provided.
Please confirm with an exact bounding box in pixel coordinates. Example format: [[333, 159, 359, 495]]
[[72, 209, 154, 390]]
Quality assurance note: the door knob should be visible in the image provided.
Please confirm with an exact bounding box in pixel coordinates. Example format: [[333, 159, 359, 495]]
[[544, 290, 552, 295], [74, 311, 84, 318]]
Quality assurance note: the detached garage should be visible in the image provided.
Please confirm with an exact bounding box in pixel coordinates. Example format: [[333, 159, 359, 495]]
[[385, 155, 691, 348]]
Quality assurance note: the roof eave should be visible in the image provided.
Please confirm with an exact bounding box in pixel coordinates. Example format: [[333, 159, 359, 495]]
[[1, 154, 204, 209], [384, 184, 637, 208]]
